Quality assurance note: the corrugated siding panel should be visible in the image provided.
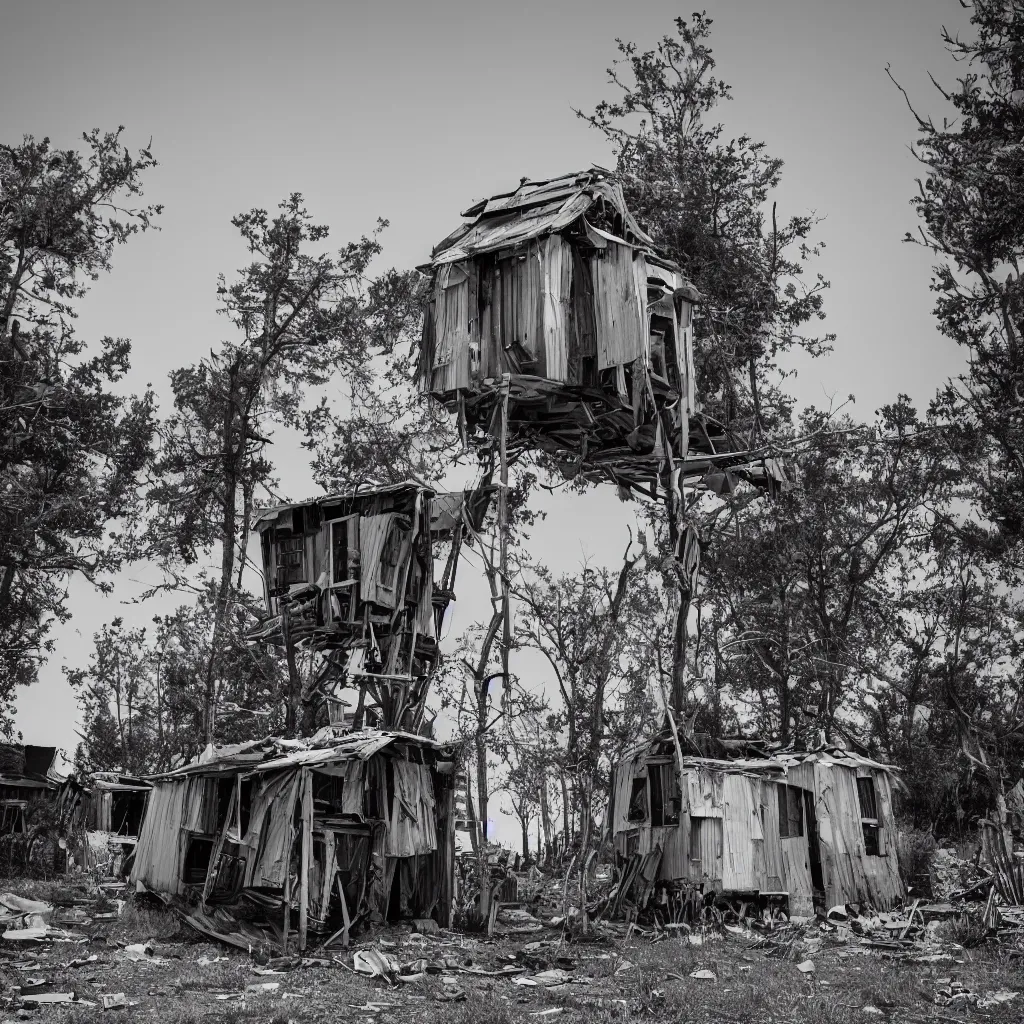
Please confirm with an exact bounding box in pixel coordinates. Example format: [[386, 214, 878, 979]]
[[431, 262, 472, 392], [541, 234, 571, 382], [131, 779, 190, 896], [243, 771, 302, 889], [592, 242, 645, 370], [660, 819, 689, 880], [814, 764, 903, 910], [359, 513, 396, 608], [694, 817, 723, 885], [182, 777, 219, 834], [761, 781, 786, 889], [721, 775, 763, 890], [631, 251, 650, 364], [687, 767, 724, 817], [612, 756, 639, 834]]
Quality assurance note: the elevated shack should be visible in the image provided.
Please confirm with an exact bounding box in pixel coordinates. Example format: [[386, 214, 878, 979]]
[[609, 738, 904, 916], [247, 482, 488, 730], [417, 167, 784, 496]]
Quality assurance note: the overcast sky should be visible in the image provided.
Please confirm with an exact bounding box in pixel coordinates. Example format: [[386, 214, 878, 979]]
[[2, 0, 971, 844]]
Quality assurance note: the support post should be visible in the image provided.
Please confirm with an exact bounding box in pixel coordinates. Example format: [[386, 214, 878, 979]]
[[498, 375, 511, 688], [282, 862, 290, 954], [298, 768, 312, 951]]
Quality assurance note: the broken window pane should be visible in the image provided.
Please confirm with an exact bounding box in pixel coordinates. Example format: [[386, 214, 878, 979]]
[[627, 777, 648, 822], [274, 535, 305, 588], [779, 785, 804, 838], [788, 786, 805, 837], [777, 783, 789, 838], [857, 776, 878, 820], [863, 823, 880, 856]]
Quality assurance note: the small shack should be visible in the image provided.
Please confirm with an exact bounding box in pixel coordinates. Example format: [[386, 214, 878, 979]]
[[130, 728, 458, 951], [609, 737, 904, 916], [57, 772, 151, 876], [0, 744, 60, 834], [247, 481, 488, 730], [417, 167, 784, 495]]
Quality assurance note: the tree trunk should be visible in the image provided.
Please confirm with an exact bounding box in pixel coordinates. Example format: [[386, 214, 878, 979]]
[[521, 821, 529, 859], [202, 366, 242, 747], [539, 781, 553, 865], [560, 772, 570, 851], [282, 606, 302, 737]]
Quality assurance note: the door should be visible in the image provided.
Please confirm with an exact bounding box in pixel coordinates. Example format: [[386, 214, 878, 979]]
[[802, 789, 825, 906]]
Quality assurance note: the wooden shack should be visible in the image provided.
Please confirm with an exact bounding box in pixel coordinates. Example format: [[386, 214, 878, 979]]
[[0, 744, 60, 834], [247, 482, 489, 729], [55, 772, 151, 876], [130, 729, 457, 950], [417, 167, 784, 495], [609, 738, 904, 915]]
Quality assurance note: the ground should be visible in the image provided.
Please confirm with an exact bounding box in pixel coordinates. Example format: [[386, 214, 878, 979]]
[[0, 880, 1021, 1024]]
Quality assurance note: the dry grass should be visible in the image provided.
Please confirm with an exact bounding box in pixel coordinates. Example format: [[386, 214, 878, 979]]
[[0, 891, 1020, 1023], [108, 899, 184, 944]]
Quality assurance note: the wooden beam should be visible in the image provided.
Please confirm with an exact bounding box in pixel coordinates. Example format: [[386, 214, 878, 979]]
[[298, 768, 312, 951], [282, 860, 291, 954], [336, 873, 351, 948]]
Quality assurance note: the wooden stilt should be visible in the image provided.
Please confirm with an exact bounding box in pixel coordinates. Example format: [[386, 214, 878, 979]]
[[337, 873, 351, 948], [298, 769, 312, 951], [498, 375, 511, 687]]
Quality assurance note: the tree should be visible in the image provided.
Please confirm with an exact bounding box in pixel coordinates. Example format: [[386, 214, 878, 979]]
[[581, 14, 833, 716], [67, 618, 154, 775], [695, 399, 950, 746], [0, 130, 159, 720], [71, 589, 289, 775], [581, 13, 832, 439], [299, 271, 458, 491], [896, 0, 1024, 548], [514, 543, 644, 874], [148, 196, 398, 743]]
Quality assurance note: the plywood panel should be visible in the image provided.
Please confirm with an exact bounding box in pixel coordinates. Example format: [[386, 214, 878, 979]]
[[541, 234, 571, 382], [592, 241, 645, 370], [721, 775, 763, 890]]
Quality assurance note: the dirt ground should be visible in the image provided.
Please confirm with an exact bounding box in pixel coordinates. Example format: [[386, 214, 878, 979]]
[[0, 881, 1021, 1024]]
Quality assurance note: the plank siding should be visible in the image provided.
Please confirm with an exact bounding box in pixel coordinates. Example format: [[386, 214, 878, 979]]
[[592, 241, 646, 371], [612, 752, 904, 912]]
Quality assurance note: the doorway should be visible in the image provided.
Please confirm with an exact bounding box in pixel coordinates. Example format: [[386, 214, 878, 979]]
[[801, 789, 825, 907]]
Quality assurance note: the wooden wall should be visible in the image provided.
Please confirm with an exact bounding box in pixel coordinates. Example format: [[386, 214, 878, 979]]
[[611, 757, 904, 911]]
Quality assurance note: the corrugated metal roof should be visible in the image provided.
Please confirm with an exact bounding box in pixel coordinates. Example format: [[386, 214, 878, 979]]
[[617, 740, 897, 777], [251, 480, 433, 529], [432, 168, 660, 265], [145, 729, 446, 781]]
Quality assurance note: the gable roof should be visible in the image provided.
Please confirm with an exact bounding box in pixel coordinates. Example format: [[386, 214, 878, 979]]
[[429, 167, 660, 266]]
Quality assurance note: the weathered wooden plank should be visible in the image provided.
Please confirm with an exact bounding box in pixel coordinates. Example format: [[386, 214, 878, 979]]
[[298, 768, 312, 951]]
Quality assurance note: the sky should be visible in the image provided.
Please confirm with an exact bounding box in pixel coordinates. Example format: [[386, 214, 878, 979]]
[[1, 0, 973, 846]]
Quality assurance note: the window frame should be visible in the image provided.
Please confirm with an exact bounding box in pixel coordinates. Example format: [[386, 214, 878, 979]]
[[857, 775, 882, 857], [273, 534, 306, 589], [777, 784, 805, 839]]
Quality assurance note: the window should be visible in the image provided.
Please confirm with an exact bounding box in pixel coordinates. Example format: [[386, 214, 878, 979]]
[[330, 517, 359, 587], [857, 775, 882, 856], [378, 523, 404, 590], [649, 764, 681, 827], [777, 784, 805, 838], [274, 535, 305, 588], [627, 777, 648, 822], [0, 802, 25, 834], [856, 777, 878, 819]]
